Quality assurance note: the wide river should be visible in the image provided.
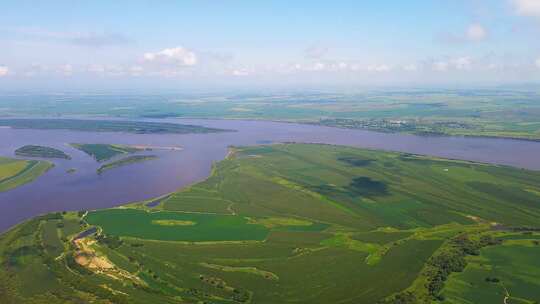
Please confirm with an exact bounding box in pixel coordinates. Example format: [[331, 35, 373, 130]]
[[1, 118, 539, 232]]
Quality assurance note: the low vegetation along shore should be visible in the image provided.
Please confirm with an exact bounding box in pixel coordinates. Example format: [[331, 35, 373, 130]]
[[0, 144, 539, 303]]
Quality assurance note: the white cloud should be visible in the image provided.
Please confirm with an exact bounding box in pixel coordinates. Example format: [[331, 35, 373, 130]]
[[433, 61, 449, 72], [86, 64, 126, 76], [231, 69, 250, 76], [535, 58, 540, 68], [312, 62, 326, 71], [466, 24, 487, 41], [403, 64, 418, 72], [144, 47, 197, 66], [512, 0, 540, 17], [367, 64, 392, 72], [432, 57, 472, 72], [59, 64, 73, 76], [453, 56, 472, 70], [438, 23, 487, 44], [0, 66, 9, 77]]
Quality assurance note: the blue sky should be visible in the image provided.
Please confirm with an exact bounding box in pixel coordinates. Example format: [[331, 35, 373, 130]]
[[1, 0, 540, 90]]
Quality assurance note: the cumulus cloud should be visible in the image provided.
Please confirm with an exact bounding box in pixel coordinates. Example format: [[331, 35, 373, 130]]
[[0, 66, 9, 77], [438, 23, 488, 44], [431, 56, 472, 72], [231, 69, 250, 76], [144, 47, 197, 66], [403, 64, 418, 71], [59, 64, 73, 76], [512, 0, 540, 17], [86, 64, 126, 76], [466, 24, 487, 41], [367, 64, 392, 72], [453, 56, 472, 70]]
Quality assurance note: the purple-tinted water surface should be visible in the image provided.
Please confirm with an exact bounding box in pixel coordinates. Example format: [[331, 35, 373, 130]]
[[1, 118, 539, 232]]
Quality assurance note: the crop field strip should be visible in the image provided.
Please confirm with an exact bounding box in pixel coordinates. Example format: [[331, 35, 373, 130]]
[[0, 144, 539, 303]]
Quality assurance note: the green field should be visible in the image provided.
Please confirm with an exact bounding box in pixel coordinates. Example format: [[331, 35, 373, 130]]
[[1, 144, 539, 303], [0, 157, 53, 192], [97, 155, 158, 174], [71, 143, 144, 162], [85, 209, 269, 241], [15, 145, 71, 159]]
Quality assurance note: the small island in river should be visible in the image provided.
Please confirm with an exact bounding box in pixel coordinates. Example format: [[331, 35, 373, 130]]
[[15, 145, 71, 159], [71, 143, 145, 162], [97, 155, 158, 174]]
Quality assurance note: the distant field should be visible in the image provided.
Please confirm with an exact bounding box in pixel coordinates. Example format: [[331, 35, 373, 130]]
[[1, 144, 539, 303], [0, 89, 538, 140], [71, 143, 143, 162], [0, 157, 52, 192], [0, 118, 232, 134], [15, 145, 71, 159]]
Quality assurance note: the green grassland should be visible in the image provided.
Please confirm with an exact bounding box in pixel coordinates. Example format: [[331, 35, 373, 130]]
[[97, 155, 158, 174], [15, 145, 71, 159], [0, 157, 53, 192], [71, 143, 144, 162], [0, 144, 539, 303], [0, 89, 539, 140]]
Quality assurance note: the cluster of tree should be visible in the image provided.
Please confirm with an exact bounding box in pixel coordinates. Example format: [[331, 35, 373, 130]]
[[95, 233, 123, 249], [511, 227, 540, 232], [377, 291, 418, 304], [232, 288, 251, 303], [485, 277, 500, 283], [427, 234, 501, 300], [38, 212, 64, 221]]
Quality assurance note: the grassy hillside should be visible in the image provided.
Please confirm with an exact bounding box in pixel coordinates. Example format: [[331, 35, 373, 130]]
[[0, 157, 53, 192], [0, 144, 539, 303]]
